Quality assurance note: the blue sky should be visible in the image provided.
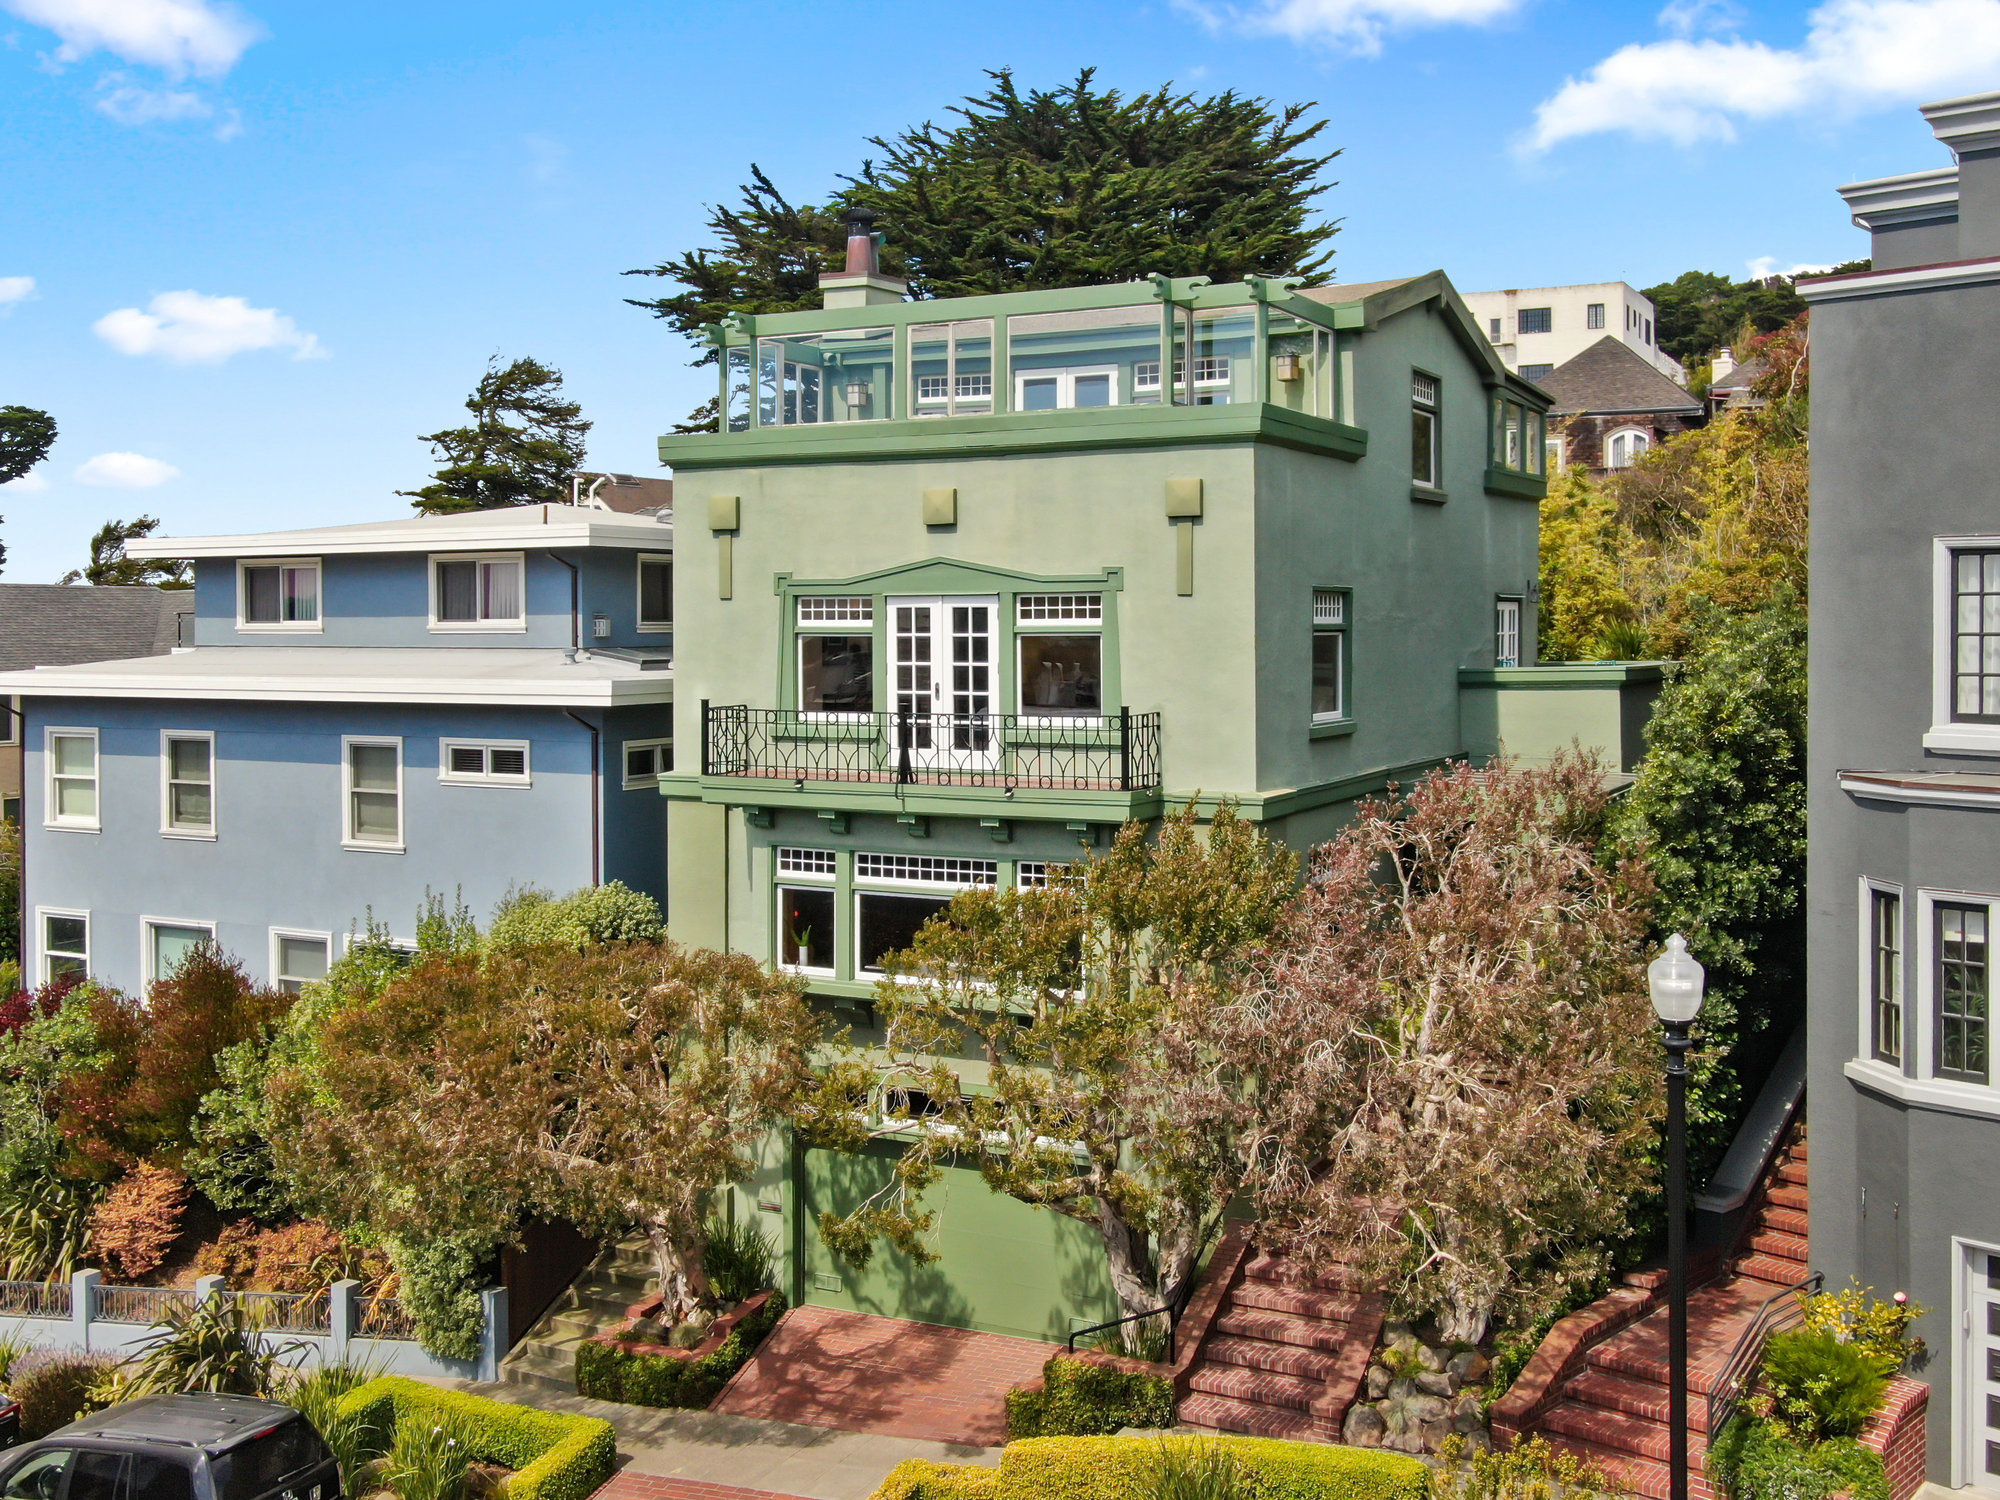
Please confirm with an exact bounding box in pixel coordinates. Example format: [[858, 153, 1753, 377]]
[[1, 0, 1995, 583]]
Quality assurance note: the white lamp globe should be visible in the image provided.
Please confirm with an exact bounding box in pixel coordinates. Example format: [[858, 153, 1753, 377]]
[[1648, 933, 1706, 1025]]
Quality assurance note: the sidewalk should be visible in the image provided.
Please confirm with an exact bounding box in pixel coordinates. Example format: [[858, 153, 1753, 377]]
[[449, 1380, 1000, 1500]]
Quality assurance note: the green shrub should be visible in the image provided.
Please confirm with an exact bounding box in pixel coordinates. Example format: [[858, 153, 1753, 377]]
[[573, 1291, 786, 1409], [391, 1234, 492, 1362], [281, 1365, 377, 1483], [124, 1295, 299, 1396], [703, 1215, 775, 1304], [870, 1459, 1000, 1500], [1005, 1356, 1174, 1439], [1147, 1438, 1250, 1500], [10, 1350, 119, 1438], [380, 1411, 482, 1500], [334, 1375, 615, 1500], [1708, 1416, 1889, 1500], [489, 882, 663, 951], [989, 1435, 1429, 1500], [1761, 1329, 1891, 1442]]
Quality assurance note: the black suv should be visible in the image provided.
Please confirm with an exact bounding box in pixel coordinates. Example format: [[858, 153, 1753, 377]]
[[0, 1393, 340, 1500]]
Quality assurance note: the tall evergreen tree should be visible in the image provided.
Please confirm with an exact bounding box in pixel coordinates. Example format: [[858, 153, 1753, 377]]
[[399, 357, 591, 514], [628, 70, 1341, 428], [59, 517, 190, 588], [0, 407, 56, 487]]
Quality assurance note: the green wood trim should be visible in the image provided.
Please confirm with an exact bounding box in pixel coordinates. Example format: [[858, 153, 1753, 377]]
[[1308, 718, 1358, 739], [1458, 662, 1672, 687], [1482, 466, 1548, 500], [1161, 754, 1458, 821], [1411, 485, 1448, 505], [697, 777, 1164, 823]]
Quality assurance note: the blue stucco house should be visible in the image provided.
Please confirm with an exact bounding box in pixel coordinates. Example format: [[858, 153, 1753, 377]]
[[0, 502, 675, 994]]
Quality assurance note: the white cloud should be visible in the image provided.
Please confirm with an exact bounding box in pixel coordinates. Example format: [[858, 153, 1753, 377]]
[[1747, 256, 1836, 278], [1, 0, 261, 78], [0, 276, 34, 311], [0, 472, 49, 493], [1180, 0, 1524, 54], [75, 451, 178, 488], [93, 71, 207, 123], [1526, 0, 2000, 151], [93, 289, 324, 364]]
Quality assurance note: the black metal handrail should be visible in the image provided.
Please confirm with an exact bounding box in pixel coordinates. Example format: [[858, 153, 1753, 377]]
[[1068, 1303, 1178, 1365], [1707, 1270, 1823, 1440], [702, 702, 1162, 792]]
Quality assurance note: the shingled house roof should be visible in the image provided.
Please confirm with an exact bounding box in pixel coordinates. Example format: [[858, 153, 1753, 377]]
[[1538, 336, 1703, 418], [0, 585, 191, 674]]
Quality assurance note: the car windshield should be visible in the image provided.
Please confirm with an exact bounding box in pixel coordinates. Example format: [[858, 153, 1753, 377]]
[[211, 1419, 323, 1500]]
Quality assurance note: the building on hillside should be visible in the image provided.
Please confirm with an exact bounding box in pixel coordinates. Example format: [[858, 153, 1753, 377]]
[[0, 505, 674, 995], [656, 218, 1670, 1347], [1804, 87, 2000, 1489], [1538, 336, 1707, 474], [0, 584, 192, 828], [1460, 281, 1686, 385], [1707, 347, 1772, 415]]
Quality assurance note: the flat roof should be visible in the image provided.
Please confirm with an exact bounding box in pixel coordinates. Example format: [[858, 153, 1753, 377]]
[[124, 503, 674, 561], [0, 646, 673, 707]]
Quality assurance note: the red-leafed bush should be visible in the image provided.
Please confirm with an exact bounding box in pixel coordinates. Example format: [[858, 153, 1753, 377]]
[[0, 975, 78, 1038], [192, 1217, 389, 1293], [88, 1163, 189, 1278]]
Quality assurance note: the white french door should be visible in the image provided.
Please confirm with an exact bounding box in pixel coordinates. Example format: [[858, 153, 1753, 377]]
[[1962, 1241, 2000, 1486], [890, 596, 998, 772]]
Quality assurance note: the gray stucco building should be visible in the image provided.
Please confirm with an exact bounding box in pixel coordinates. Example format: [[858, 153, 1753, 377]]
[[1805, 88, 2000, 1489]]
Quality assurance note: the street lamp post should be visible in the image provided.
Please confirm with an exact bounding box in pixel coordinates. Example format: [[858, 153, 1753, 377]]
[[1648, 933, 1707, 1500]]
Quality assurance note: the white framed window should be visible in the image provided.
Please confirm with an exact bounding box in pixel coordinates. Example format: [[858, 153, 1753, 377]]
[[1015, 365, 1118, 412], [853, 855, 996, 977], [1586, 303, 1606, 330], [143, 917, 215, 987], [270, 929, 331, 994], [1017, 594, 1102, 623], [777, 847, 839, 976], [1862, 880, 1905, 1067], [1017, 861, 1077, 889], [1312, 589, 1349, 723], [1928, 539, 2000, 753], [1411, 370, 1440, 489], [622, 739, 673, 788], [1487, 317, 1502, 341], [1496, 598, 1522, 668], [342, 737, 403, 851], [237, 558, 321, 631], [45, 727, 99, 831], [160, 731, 215, 838], [1018, 593, 1104, 722], [637, 555, 673, 632], [777, 847, 838, 880], [438, 739, 530, 786], [1935, 896, 1992, 1085], [429, 553, 525, 631], [1604, 427, 1651, 469], [798, 596, 875, 716], [38, 909, 88, 986]]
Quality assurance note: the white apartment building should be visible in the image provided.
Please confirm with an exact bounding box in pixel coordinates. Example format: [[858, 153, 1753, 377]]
[[1461, 282, 1687, 386]]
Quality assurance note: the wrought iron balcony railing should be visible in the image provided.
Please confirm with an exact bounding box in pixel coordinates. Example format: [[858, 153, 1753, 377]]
[[702, 703, 1161, 792]]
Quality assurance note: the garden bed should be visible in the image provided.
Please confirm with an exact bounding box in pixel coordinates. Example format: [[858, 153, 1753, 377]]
[[574, 1288, 786, 1409]]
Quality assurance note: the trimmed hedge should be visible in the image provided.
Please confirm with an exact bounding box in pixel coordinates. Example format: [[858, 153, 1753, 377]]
[[866, 1435, 1428, 1500], [574, 1290, 787, 1409], [1005, 1356, 1174, 1438], [334, 1375, 616, 1500]]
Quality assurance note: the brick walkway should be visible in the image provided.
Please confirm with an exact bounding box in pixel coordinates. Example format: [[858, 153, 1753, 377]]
[[595, 1478, 812, 1500], [712, 1305, 1063, 1447]]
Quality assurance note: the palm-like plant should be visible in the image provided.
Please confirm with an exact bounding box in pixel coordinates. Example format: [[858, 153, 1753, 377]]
[[124, 1296, 304, 1397]]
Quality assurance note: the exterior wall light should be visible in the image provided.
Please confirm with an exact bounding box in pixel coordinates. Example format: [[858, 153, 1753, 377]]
[[1274, 352, 1303, 382]]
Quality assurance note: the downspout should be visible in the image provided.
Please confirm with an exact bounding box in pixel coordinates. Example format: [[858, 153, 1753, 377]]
[[563, 709, 602, 887]]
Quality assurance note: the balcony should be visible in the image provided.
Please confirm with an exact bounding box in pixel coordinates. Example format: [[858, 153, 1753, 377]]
[[702, 704, 1162, 793]]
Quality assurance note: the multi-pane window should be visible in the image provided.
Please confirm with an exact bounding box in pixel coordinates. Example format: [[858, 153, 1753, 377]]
[[163, 733, 213, 834], [433, 555, 523, 626], [1488, 318, 1502, 342], [47, 729, 98, 829], [240, 561, 320, 627], [623, 739, 673, 787], [1491, 394, 1546, 476], [1518, 307, 1553, 335], [798, 597, 875, 714], [910, 320, 996, 418], [1587, 303, 1606, 330], [273, 933, 329, 994], [1018, 593, 1103, 719], [1411, 372, 1440, 489], [1871, 888, 1903, 1065], [1312, 590, 1348, 723], [42, 912, 87, 985], [638, 556, 673, 631], [439, 740, 529, 785], [1952, 550, 2000, 721], [344, 739, 402, 848], [1519, 364, 1554, 382], [1495, 599, 1522, 668], [776, 848, 838, 975], [854, 854, 995, 975], [1605, 428, 1651, 470], [1939, 901, 1990, 1084]]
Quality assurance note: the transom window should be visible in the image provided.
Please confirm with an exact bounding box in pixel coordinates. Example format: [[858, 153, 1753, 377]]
[[47, 729, 98, 830], [1313, 589, 1349, 723], [344, 738, 402, 849], [239, 560, 320, 628], [799, 596, 873, 624], [41, 911, 87, 986], [1872, 887, 1903, 1066], [1411, 371, 1440, 489], [638, 556, 673, 631], [777, 847, 838, 879], [432, 555, 524, 628], [1018, 594, 1102, 623], [1953, 550, 2000, 721], [855, 854, 997, 887], [623, 739, 672, 787], [1939, 901, 1990, 1084], [162, 732, 214, 835], [439, 740, 529, 785]]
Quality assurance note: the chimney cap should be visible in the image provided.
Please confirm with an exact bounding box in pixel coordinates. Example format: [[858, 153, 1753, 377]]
[[844, 204, 877, 231]]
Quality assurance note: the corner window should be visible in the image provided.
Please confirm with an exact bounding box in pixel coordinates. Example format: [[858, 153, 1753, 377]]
[[1586, 303, 1606, 330], [622, 739, 672, 788], [431, 554, 524, 629], [1518, 307, 1552, 335], [147, 919, 214, 986], [238, 559, 320, 629], [854, 853, 996, 976], [1938, 901, 1990, 1085], [798, 596, 875, 715], [1871, 887, 1903, 1066], [1496, 599, 1522, 668], [439, 739, 529, 786], [1411, 371, 1440, 489], [46, 728, 98, 830], [638, 555, 673, 631], [1605, 427, 1651, 470], [1312, 589, 1348, 723], [343, 738, 402, 850], [1017, 593, 1103, 720], [271, 931, 330, 994], [1491, 395, 1545, 476], [40, 910, 87, 986], [162, 732, 214, 836], [758, 328, 894, 424], [1952, 549, 2000, 722]]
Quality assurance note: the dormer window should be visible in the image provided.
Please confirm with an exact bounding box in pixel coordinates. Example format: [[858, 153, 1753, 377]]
[[431, 554, 524, 631], [238, 559, 320, 630]]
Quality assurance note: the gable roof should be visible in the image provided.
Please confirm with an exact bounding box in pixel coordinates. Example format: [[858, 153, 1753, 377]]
[[1709, 355, 1770, 395], [1297, 273, 1550, 406], [0, 585, 190, 674], [1537, 336, 1702, 417]]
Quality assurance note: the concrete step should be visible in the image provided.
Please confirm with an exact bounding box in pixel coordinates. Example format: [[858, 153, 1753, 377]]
[[1213, 1307, 1353, 1354], [1187, 1361, 1324, 1414], [1227, 1281, 1363, 1324], [1239, 1253, 1365, 1293], [1567, 1369, 1716, 1434], [1767, 1183, 1809, 1212], [1177, 1392, 1326, 1442], [1202, 1335, 1343, 1383], [1541, 1398, 1711, 1465], [499, 1362, 575, 1395], [1747, 1229, 1810, 1263]]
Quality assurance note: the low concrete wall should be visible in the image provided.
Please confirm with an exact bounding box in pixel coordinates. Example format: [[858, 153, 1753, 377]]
[[1459, 662, 1672, 774]]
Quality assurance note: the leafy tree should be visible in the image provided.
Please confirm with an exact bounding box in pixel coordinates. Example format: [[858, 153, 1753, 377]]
[[59, 516, 190, 587], [399, 356, 591, 514], [629, 70, 1341, 429], [811, 803, 1298, 1321], [0, 407, 55, 485], [1241, 755, 1659, 1344], [1614, 596, 1807, 1176], [1642, 271, 1806, 365], [268, 941, 821, 1323], [1538, 466, 1641, 663]]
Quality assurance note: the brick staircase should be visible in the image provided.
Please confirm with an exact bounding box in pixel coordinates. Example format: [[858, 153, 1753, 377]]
[[1176, 1243, 1385, 1441], [500, 1234, 652, 1392], [1530, 1128, 1810, 1499]]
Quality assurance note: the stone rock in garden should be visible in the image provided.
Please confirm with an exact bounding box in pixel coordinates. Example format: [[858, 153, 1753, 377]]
[[1388, 1377, 1415, 1402], [1406, 1394, 1451, 1423], [1382, 1320, 1414, 1345], [1458, 1427, 1495, 1454], [1415, 1371, 1456, 1397], [1366, 1363, 1392, 1399], [1451, 1393, 1485, 1432], [1420, 1418, 1453, 1453], [628, 1315, 668, 1343], [1448, 1350, 1492, 1383], [1417, 1343, 1447, 1373], [669, 1321, 706, 1349], [1383, 1423, 1427, 1455], [1343, 1403, 1387, 1448]]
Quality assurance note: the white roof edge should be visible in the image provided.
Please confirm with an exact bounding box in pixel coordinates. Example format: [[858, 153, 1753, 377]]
[[1838, 166, 1960, 230], [1801, 257, 2000, 303], [0, 668, 672, 708], [124, 503, 674, 561]]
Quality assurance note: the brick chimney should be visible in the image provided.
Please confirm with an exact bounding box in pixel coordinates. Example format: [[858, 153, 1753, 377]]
[[819, 206, 908, 309]]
